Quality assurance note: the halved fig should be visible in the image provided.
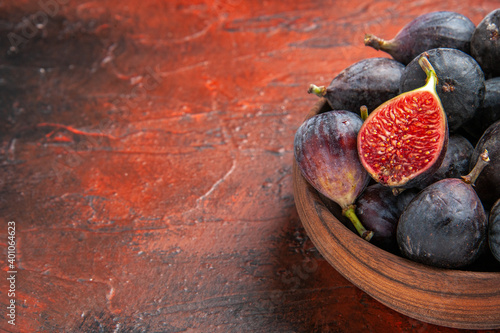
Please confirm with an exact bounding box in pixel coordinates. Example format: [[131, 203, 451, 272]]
[[399, 48, 485, 133], [357, 55, 448, 191], [294, 110, 373, 240]]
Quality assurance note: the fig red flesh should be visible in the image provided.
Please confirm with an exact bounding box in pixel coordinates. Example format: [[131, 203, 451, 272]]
[[357, 56, 448, 189]]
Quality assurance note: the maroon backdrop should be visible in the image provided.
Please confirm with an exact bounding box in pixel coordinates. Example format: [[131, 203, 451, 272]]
[[0, 1, 498, 332]]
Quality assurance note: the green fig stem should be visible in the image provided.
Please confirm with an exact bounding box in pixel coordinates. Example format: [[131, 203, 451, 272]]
[[418, 54, 439, 88], [360, 105, 369, 121], [307, 84, 327, 97], [462, 149, 490, 185], [364, 33, 397, 53], [392, 188, 406, 196], [342, 205, 374, 241], [364, 34, 386, 50]]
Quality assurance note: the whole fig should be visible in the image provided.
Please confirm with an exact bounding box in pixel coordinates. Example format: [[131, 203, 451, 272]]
[[308, 57, 404, 115], [489, 199, 500, 263], [416, 134, 474, 189], [470, 120, 500, 208], [365, 11, 475, 65], [471, 9, 500, 77], [356, 184, 418, 253], [294, 110, 373, 240], [397, 150, 490, 269]]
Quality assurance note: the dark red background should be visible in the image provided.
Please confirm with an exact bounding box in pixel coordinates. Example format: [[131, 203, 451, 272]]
[[0, 0, 498, 332]]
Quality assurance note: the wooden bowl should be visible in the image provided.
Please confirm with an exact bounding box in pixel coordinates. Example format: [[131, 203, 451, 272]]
[[293, 98, 500, 330]]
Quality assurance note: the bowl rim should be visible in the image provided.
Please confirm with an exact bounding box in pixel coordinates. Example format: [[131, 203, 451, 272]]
[[293, 98, 500, 330]]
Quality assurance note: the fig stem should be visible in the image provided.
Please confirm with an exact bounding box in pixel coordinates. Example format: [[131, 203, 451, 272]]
[[360, 105, 368, 121], [342, 205, 374, 241], [392, 188, 406, 196], [364, 34, 386, 51], [308, 84, 327, 97], [418, 55, 439, 87], [462, 149, 490, 185]]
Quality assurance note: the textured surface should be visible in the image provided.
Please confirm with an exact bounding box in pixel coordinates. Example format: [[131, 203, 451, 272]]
[[0, 1, 498, 332]]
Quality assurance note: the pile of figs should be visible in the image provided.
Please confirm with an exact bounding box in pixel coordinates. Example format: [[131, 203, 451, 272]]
[[295, 9, 500, 270]]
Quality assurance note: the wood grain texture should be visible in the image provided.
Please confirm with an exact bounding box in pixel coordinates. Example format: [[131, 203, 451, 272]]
[[294, 100, 500, 330], [0, 0, 498, 332]]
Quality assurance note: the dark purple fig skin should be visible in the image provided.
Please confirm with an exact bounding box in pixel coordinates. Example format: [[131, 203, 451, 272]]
[[365, 11, 475, 65], [400, 48, 485, 132], [397, 178, 487, 269], [416, 134, 474, 189], [396, 189, 420, 214], [294, 110, 369, 208], [480, 77, 500, 122], [318, 58, 404, 115], [470, 120, 500, 208], [471, 9, 500, 78], [463, 77, 500, 140], [356, 184, 418, 253], [489, 199, 500, 263]]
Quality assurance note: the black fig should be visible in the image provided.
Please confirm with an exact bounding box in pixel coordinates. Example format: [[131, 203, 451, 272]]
[[471, 9, 500, 78], [308, 57, 404, 115], [470, 120, 500, 208], [397, 150, 490, 269], [489, 199, 500, 263], [356, 184, 418, 253], [294, 110, 373, 240], [364, 11, 475, 65], [463, 77, 500, 140], [416, 134, 474, 189], [358, 55, 448, 191], [399, 48, 485, 133]]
